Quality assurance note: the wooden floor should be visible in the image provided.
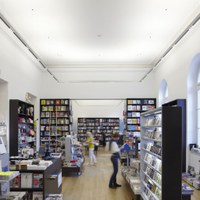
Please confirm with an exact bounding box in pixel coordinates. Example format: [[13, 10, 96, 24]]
[[62, 149, 200, 200], [191, 187, 200, 200]]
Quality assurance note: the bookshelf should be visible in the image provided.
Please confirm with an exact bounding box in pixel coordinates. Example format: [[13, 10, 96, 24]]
[[124, 98, 156, 149], [40, 99, 72, 154], [9, 100, 35, 157], [140, 106, 182, 200], [77, 118, 119, 145]]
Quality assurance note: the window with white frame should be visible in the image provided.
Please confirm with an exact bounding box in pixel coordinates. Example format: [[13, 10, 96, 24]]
[[197, 71, 200, 146], [158, 79, 168, 107]]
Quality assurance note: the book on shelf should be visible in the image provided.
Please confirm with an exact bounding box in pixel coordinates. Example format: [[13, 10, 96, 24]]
[[33, 173, 43, 188], [32, 192, 43, 200], [10, 175, 21, 188], [21, 173, 32, 188]]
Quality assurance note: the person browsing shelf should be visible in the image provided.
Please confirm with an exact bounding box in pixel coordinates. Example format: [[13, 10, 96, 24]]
[[109, 133, 121, 189], [86, 131, 97, 166]]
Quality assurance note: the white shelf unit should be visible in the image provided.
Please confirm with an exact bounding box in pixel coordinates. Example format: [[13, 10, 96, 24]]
[[140, 106, 182, 200]]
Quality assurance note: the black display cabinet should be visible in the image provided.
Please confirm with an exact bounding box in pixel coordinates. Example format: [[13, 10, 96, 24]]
[[9, 99, 35, 156]]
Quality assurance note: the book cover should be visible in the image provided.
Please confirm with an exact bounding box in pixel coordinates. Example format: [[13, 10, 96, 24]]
[[21, 173, 32, 188], [10, 175, 21, 188], [32, 192, 43, 200], [33, 173, 43, 188]]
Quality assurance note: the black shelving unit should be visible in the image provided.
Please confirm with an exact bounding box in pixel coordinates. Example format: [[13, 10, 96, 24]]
[[40, 99, 72, 154], [125, 98, 156, 133], [163, 99, 186, 172], [77, 118, 119, 145], [10, 158, 62, 199], [9, 99, 35, 157], [140, 106, 182, 200], [123, 98, 156, 152]]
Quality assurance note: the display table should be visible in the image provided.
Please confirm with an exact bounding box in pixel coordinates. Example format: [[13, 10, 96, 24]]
[[10, 158, 62, 199], [0, 191, 26, 200], [62, 158, 84, 176]]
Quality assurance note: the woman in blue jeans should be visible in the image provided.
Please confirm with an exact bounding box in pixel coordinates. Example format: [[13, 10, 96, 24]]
[[109, 133, 122, 189]]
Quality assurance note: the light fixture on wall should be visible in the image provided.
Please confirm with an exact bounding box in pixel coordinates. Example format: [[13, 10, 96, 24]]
[[139, 12, 200, 82], [0, 13, 59, 83]]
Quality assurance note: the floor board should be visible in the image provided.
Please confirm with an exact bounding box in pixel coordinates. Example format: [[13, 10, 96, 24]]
[[62, 150, 133, 200], [62, 149, 200, 200]]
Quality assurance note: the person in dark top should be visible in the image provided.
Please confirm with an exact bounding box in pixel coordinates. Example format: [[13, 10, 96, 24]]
[[109, 133, 122, 189]]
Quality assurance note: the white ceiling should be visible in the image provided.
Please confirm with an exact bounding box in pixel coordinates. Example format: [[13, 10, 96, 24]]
[[0, 0, 200, 83]]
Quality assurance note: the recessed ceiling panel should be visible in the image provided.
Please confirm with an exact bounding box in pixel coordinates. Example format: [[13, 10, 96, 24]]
[[0, 0, 200, 66], [0, 0, 200, 83]]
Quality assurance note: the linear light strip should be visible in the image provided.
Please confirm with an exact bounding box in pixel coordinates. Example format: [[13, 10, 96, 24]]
[[140, 12, 200, 82], [0, 13, 59, 82]]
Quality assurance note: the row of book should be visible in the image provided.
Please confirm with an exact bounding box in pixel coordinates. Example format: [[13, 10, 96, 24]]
[[78, 122, 119, 126], [144, 115, 161, 126], [10, 173, 43, 188], [144, 165, 162, 186], [144, 153, 162, 173], [143, 128, 162, 141], [127, 118, 140, 124], [40, 126, 69, 131], [127, 112, 140, 117], [41, 99, 69, 105], [78, 118, 119, 123], [41, 112, 69, 118], [144, 142, 162, 157], [143, 176, 161, 200], [127, 125, 140, 131], [128, 105, 155, 111], [18, 117, 33, 124], [127, 99, 155, 105], [41, 106, 69, 112], [40, 118, 69, 125]]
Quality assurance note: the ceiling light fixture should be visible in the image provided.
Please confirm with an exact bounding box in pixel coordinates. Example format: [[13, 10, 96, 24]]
[[139, 12, 200, 82]]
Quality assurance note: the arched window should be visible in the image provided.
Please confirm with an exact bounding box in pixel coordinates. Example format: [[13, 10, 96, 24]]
[[197, 69, 200, 145], [158, 79, 168, 106], [187, 53, 200, 146]]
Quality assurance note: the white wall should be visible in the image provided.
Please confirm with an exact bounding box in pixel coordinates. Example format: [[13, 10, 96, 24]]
[[0, 21, 43, 100], [72, 100, 125, 134], [153, 20, 200, 170], [0, 20, 44, 151], [39, 70, 157, 99]]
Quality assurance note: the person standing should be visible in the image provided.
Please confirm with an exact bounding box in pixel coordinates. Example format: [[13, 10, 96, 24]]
[[87, 132, 97, 166], [109, 133, 122, 189]]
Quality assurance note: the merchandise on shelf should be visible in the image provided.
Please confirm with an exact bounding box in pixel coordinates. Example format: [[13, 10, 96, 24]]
[[77, 117, 119, 145], [140, 106, 182, 200], [40, 99, 73, 169], [9, 99, 36, 157]]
